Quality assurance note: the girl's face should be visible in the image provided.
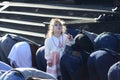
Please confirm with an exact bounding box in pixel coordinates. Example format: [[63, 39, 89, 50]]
[[53, 21, 62, 34]]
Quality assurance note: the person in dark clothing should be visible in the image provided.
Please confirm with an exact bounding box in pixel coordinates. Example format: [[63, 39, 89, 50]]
[[87, 32, 120, 80], [60, 33, 94, 80], [108, 61, 120, 80]]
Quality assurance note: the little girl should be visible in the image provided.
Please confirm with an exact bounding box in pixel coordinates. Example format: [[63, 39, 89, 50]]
[[44, 18, 74, 79]]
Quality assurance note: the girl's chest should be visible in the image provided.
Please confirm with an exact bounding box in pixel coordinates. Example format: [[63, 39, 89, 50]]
[[50, 36, 65, 51]]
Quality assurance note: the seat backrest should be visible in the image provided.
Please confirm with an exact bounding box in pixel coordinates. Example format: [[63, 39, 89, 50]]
[[0, 61, 12, 71], [0, 68, 56, 80], [94, 32, 120, 52], [0, 34, 17, 65], [82, 30, 98, 45], [36, 46, 47, 72]]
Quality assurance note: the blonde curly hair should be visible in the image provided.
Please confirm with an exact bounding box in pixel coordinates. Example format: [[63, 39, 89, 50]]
[[46, 18, 66, 38]]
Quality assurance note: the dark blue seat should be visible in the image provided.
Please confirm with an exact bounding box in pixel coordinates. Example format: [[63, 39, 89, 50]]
[[0, 68, 56, 80], [88, 32, 120, 80], [108, 61, 120, 80], [60, 33, 94, 80], [36, 46, 47, 72]]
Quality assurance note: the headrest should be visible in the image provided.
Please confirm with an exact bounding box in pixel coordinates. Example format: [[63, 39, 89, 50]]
[[94, 32, 119, 52], [72, 33, 94, 52]]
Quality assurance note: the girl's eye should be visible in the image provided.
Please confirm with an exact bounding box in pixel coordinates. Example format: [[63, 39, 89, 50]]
[[54, 23, 62, 27]]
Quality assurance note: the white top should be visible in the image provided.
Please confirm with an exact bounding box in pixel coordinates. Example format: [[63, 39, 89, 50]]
[[8, 41, 32, 68], [44, 34, 67, 61], [45, 34, 67, 78], [45, 34, 75, 78]]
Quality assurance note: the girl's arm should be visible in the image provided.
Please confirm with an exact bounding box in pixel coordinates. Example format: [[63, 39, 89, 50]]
[[44, 38, 52, 66]]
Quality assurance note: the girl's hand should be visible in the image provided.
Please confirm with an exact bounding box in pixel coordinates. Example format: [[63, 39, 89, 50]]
[[65, 34, 75, 46], [67, 33, 72, 39]]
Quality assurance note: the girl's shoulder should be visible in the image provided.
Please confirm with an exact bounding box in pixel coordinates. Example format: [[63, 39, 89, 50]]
[[45, 36, 53, 42]]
